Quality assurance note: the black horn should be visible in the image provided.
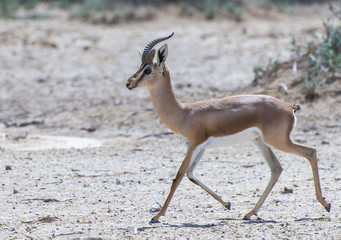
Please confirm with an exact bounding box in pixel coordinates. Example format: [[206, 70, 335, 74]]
[[141, 32, 174, 63]]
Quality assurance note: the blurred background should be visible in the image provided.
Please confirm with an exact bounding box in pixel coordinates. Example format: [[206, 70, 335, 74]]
[[0, 0, 331, 23], [0, 0, 340, 137]]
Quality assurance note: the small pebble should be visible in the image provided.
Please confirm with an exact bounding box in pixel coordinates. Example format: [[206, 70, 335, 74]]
[[150, 202, 161, 213], [281, 187, 293, 194]]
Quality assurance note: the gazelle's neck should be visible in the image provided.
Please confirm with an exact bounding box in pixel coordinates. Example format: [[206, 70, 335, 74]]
[[148, 71, 185, 134]]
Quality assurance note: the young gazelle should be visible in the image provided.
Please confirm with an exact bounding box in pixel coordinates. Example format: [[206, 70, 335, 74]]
[[126, 33, 331, 223]]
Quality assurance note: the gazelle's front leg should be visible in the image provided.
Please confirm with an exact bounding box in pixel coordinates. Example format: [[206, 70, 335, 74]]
[[244, 138, 283, 220], [186, 149, 231, 209], [150, 145, 196, 223]]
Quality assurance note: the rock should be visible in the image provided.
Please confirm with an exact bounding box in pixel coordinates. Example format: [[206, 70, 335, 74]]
[[149, 202, 161, 213], [281, 187, 293, 194]]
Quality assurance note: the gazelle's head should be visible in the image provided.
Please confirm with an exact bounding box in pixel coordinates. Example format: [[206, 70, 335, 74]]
[[126, 32, 174, 90]]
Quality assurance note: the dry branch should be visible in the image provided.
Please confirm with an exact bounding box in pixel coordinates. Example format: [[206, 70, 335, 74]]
[[328, 0, 341, 20], [138, 132, 174, 140], [52, 231, 84, 238]]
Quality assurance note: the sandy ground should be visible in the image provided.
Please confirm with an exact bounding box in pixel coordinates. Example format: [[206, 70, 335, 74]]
[[0, 3, 341, 239]]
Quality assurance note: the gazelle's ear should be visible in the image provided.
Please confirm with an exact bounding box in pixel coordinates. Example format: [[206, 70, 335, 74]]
[[157, 44, 168, 66], [138, 49, 142, 58]]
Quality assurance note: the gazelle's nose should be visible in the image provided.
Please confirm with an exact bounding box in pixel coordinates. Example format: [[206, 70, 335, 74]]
[[126, 82, 135, 90]]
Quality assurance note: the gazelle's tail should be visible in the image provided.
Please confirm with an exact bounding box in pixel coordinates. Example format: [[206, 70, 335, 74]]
[[292, 104, 301, 113]]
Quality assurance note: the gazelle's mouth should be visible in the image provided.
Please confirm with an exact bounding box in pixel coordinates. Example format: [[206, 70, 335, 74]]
[[126, 83, 137, 90]]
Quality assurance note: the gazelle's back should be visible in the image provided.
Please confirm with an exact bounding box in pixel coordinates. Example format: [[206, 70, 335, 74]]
[[183, 95, 296, 141]]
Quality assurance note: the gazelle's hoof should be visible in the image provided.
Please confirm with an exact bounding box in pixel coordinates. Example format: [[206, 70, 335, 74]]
[[224, 202, 231, 211], [325, 203, 331, 212], [149, 218, 160, 224], [243, 211, 258, 220], [243, 214, 261, 220]]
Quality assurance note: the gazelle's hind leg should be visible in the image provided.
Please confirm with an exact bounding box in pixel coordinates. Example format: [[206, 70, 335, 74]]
[[186, 149, 231, 209], [284, 142, 331, 212], [244, 137, 283, 220]]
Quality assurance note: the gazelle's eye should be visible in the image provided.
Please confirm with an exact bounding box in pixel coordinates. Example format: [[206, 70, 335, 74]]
[[144, 68, 152, 75]]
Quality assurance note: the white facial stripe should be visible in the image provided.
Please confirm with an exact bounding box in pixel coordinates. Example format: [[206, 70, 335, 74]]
[[135, 64, 151, 81], [135, 70, 144, 80]]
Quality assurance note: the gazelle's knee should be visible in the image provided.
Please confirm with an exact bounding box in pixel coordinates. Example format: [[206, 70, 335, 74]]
[[275, 165, 283, 175], [271, 166, 282, 180], [300, 145, 317, 159], [310, 148, 317, 159], [186, 170, 196, 183], [285, 142, 317, 161]]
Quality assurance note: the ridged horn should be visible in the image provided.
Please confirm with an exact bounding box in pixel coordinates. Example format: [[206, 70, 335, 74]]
[[141, 32, 174, 63]]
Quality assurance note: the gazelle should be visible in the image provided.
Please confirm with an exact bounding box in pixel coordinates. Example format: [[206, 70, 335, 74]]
[[126, 33, 331, 223]]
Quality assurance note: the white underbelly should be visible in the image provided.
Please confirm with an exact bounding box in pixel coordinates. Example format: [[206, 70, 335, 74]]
[[205, 127, 262, 148], [185, 127, 263, 166]]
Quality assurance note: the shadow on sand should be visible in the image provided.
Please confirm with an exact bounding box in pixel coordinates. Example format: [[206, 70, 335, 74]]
[[118, 216, 330, 233]]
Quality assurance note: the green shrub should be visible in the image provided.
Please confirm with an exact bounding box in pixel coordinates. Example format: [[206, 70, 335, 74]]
[[180, 0, 243, 20], [298, 25, 341, 99], [253, 21, 340, 101], [0, 0, 17, 18], [253, 59, 279, 85]]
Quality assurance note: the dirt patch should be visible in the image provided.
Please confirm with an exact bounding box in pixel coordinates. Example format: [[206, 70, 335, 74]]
[[0, 3, 340, 239], [1, 134, 103, 151]]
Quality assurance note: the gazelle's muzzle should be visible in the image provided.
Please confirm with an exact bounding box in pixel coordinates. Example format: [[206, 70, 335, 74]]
[[126, 65, 147, 90], [126, 82, 132, 90], [126, 77, 137, 90]]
